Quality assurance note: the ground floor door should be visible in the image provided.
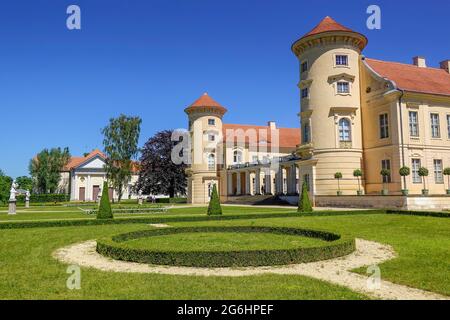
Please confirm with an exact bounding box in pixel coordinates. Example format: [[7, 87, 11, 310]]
[[79, 187, 86, 201], [92, 185, 100, 201]]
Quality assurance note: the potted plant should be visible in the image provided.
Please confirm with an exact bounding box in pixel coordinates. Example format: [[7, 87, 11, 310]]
[[334, 172, 343, 196], [444, 167, 450, 195], [418, 167, 429, 196], [380, 168, 390, 195], [399, 166, 410, 196], [353, 169, 363, 195]]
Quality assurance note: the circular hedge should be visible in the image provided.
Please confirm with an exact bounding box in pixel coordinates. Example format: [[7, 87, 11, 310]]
[[96, 226, 355, 268]]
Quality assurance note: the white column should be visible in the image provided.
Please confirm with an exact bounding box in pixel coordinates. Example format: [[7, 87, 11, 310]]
[[86, 175, 91, 201], [71, 171, 76, 201], [264, 168, 272, 195], [227, 172, 233, 195], [236, 172, 241, 195], [255, 169, 261, 195], [245, 171, 250, 195]]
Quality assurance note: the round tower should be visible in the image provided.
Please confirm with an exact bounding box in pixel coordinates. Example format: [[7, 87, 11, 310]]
[[292, 16, 368, 195], [184, 93, 227, 204]]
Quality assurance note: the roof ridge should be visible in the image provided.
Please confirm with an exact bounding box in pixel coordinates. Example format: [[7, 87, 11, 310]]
[[366, 57, 448, 72]]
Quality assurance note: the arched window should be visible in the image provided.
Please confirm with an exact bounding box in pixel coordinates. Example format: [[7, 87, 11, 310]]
[[233, 150, 242, 164], [339, 118, 351, 142], [208, 154, 215, 170]]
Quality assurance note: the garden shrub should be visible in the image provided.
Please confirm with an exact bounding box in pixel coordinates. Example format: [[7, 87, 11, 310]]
[[97, 182, 113, 220], [96, 226, 356, 267], [156, 197, 187, 204], [298, 181, 312, 213], [16, 194, 69, 204], [207, 184, 222, 215]]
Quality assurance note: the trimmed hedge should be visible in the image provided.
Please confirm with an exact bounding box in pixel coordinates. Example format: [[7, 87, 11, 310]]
[[96, 226, 355, 267], [386, 209, 450, 218], [156, 197, 187, 204], [16, 194, 70, 204], [0, 210, 382, 230]]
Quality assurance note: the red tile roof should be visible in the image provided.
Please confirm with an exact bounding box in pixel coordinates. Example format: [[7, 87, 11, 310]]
[[185, 93, 228, 114], [223, 124, 300, 148], [64, 150, 140, 173], [365, 58, 450, 96], [302, 16, 354, 38]]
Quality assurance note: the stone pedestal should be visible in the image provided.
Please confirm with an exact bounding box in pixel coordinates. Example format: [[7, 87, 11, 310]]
[[138, 198, 143, 205], [8, 201, 17, 215], [25, 200, 30, 208]]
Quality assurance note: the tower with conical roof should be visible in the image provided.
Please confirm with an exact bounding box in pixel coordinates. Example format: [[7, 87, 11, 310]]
[[292, 16, 368, 195], [184, 93, 227, 204]]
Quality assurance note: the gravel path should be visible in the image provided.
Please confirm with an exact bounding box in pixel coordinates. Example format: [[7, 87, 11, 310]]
[[53, 238, 448, 300]]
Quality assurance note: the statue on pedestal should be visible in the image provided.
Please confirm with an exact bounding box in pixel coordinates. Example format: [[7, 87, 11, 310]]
[[25, 190, 31, 208], [8, 180, 18, 215], [138, 190, 144, 205]]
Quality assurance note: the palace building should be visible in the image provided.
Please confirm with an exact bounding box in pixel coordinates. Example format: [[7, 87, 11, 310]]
[[185, 16, 450, 210]]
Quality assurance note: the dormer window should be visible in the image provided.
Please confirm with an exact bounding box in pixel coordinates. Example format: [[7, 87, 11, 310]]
[[337, 81, 350, 94], [336, 55, 348, 66], [208, 119, 215, 126], [301, 61, 308, 73]]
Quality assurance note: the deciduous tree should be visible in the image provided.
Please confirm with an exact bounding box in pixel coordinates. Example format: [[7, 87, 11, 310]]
[[102, 114, 142, 202]]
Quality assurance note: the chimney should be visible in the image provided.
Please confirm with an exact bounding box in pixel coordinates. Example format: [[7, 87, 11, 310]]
[[268, 121, 276, 129], [413, 56, 427, 68], [440, 60, 450, 73]]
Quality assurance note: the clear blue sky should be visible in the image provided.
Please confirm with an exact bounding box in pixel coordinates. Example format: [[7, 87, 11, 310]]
[[1, 0, 449, 178]]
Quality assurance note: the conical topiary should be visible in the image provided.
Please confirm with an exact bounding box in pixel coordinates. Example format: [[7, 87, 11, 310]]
[[298, 181, 313, 213], [97, 181, 113, 219], [207, 184, 222, 215]]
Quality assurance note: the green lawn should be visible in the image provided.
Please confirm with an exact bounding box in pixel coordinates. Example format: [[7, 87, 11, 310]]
[[0, 205, 448, 300]]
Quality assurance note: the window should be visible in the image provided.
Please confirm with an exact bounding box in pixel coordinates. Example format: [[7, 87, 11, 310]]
[[208, 154, 215, 170], [447, 115, 450, 138], [208, 119, 215, 126], [302, 122, 310, 143], [301, 61, 308, 73], [337, 81, 350, 94], [233, 150, 242, 164], [409, 111, 419, 137], [379, 113, 389, 139], [252, 155, 258, 162], [434, 159, 443, 183], [208, 134, 215, 142], [301, 88, 309, 99], [336, 55, 348, 66], [381, 159, 391, 183], [430, 113, 440, 138], [412, 159, 421, 183], [338, 118, 351, 141]]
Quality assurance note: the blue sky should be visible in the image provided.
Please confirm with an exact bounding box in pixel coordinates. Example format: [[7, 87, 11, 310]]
[[1, 0, 449, 178]]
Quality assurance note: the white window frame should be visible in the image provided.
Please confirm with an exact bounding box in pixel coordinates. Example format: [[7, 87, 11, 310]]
[[338, 118, 351, 142], [208, 118, 216, 126], [430, 113, 440, 138], [335, 54, 349, 67], [207, 154, 216, 171], [379, 113, 389, 139], [434, 159, 444, 184], [233, 149, 243, 164], [336, 81, 350, 95], [446, 114, 450, 139], [409, 111, 419, 137], [412, 159, 421, 184], [302, 121, 311, 144], [301, 87, 309, 99], [381, 159, 391, 183]]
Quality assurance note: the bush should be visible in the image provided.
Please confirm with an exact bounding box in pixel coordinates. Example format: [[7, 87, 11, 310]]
[[399, 166, 410, 177], [96, 226, 356, 268], [298, 181, 312, 213], [418, 167, 429, 177], [16, 194, 69, 204], [156, 197, 187, 204], [207, 184, 222, 215], [97, 182, 113, 220], [386, 210, 450, 218]]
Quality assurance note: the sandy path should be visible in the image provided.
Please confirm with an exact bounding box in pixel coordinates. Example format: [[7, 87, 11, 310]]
[[53, 238, 448, 300]]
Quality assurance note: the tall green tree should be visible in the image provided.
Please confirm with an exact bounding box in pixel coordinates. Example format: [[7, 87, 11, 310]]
[[29, 148, 71, 194], [0, 170, 13, 204], [136, 130, 187, 198], [16, 176, 33, 191], [102, 114, 142, 202]]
